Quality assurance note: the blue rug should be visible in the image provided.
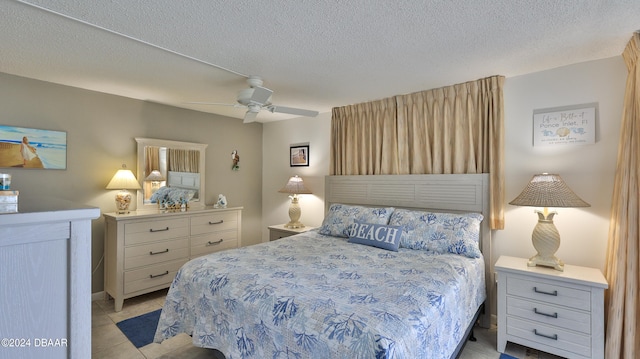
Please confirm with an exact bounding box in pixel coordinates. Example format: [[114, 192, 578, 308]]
[[116, 309, 162, 348], [500, 354, 519, 359]]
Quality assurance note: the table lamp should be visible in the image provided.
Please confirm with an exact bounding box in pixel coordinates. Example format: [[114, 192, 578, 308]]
[[144, 169, 165, 194], [106, 164, 142, 214], [509, 173, 590, 271], [278, 175, 312, 228]]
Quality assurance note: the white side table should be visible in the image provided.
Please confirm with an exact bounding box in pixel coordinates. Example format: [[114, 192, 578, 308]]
[[268, 224, 316, 241], [495, 256, 607, 359]]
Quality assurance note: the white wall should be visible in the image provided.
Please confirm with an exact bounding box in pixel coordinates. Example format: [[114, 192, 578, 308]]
[[262, 56, 626, 273], [497, 56, 626, 272], [261, 113, 331, 241]]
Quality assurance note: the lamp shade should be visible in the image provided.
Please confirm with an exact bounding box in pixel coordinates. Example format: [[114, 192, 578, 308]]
[[144, 170, 165, 182], [106, 165, 142, 190], [278, 175, 312, 194], [509, 173, 589, 208]]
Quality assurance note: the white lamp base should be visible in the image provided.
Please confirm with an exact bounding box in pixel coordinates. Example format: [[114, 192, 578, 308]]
[[528, 209, 564, 271], [284, 194, 305, 229]]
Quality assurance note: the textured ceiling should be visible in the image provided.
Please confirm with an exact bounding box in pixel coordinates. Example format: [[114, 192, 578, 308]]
[[2, 0, 639, 122]]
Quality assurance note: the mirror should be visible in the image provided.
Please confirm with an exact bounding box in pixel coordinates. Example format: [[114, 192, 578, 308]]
[[135, 137, 208, 210]]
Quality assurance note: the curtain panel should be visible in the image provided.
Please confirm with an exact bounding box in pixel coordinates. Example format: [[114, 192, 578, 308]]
[[604, 32, 640, 359], [167, 149, 200, 173], [144, 146, 161, 177], [330, 76, 505, 229]]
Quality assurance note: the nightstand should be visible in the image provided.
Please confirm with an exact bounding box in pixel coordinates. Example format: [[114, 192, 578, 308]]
[[268, 224, 316, 241], [495, 256, 607, 359]]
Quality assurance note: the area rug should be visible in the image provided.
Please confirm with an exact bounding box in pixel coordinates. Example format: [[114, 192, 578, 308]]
[[499, 354, 519, 359], [116, 309, 162, 348]]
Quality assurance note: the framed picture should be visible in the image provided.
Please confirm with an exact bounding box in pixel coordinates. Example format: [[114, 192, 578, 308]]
[[290, 145, 309, 167], [0, 125, 67, 169], [532, 103, 597, 147]]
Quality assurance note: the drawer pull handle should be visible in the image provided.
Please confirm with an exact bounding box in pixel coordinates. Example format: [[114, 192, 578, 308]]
[[149, 227, 170, 232], [534, 308, 558, 318], [149, 271, 169, 279], [207, 239, 224, 246], [533, 287, 558, 296], [533, 329, 558, 341], [149, 248, 169, 255], [209, 220, 224, 225]]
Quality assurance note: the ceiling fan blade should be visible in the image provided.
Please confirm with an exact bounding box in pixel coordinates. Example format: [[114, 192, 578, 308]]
[[243, 110, 259, 124], [269, 105, 319, 117], [186, 102, 242, 108], [250, 86, 273, 105]]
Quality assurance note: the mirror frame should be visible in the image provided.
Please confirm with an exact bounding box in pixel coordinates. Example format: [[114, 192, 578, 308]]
[[135, 137, 208, 210]]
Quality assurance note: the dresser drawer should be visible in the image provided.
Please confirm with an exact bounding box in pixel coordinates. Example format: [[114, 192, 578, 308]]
[[124, 238, 189, 270], [507, 275, 591, 311], [507, 316, 591, 357], [124, 259, 187, 294], [124, 217, 189, 245], [191, 231, 238, 257], [191, 212, 238, 235], [507, 296, 591, 334]]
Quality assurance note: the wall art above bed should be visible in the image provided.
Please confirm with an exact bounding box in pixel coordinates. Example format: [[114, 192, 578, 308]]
[[0, 125, 67, 169]]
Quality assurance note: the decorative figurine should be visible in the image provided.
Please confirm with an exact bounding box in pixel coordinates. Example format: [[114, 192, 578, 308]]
[[231, 150, 240, 171], [214, 194, 227, 208]]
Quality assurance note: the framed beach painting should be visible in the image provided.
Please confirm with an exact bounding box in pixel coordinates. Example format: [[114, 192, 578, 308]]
[[290, 145, 309, 167], [0, 125, 67, 169]]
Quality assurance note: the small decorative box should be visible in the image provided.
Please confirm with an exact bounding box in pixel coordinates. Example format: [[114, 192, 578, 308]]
[[0, 190, 18, 213]]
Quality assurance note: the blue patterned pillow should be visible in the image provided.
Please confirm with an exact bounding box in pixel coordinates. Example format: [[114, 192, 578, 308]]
[[388, 209, 483, 258], [318, 204, 395, 238], [348, 221, 402, 251]]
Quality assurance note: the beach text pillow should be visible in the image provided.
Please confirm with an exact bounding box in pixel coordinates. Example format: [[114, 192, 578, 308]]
[[348, 222, 402, 251]]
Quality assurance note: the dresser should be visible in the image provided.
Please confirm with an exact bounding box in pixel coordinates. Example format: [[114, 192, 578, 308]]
[[104, 206, 242, 311], [268, 224, 316, 241], [495, 256, 607, 359], [0, 200, 100, 359]]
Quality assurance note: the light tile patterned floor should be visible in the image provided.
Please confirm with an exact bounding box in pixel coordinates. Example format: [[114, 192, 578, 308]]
[[92, 289, 564, 359]]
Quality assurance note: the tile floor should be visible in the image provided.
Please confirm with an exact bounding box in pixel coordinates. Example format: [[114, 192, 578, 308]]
[[92, 289, 564, 359]]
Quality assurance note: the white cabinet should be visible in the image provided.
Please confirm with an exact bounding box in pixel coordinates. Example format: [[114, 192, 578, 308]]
[[496, 256, 607, 359], [0, 201, 99, 359], [104, 206, 242, 311]]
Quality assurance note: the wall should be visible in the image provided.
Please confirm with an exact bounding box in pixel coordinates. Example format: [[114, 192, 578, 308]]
[[498, 56, 626, 272], [262, 56, 626, 273], [261, 113, 332, 241], [0, 72, 264, 294]]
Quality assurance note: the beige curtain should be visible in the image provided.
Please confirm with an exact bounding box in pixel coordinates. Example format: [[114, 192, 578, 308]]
[[604, 32, 640, 358], [330, 76, 505, 229], [144, 146, 161, 176], [331, 97, 398, 175], [168, 149, 199, 173]]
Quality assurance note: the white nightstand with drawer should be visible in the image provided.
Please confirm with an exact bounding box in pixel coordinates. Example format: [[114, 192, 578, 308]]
[[268, 224, 315, 241], [495, 256, 607, 359]]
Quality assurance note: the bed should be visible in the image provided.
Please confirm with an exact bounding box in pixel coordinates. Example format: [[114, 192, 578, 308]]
[[154, 174, 493, 358]]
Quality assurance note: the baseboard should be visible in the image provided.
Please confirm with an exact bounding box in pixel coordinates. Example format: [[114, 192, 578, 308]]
[[92, 291, 105, 302]]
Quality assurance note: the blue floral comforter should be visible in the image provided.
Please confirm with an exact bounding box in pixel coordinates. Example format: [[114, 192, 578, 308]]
[[154, 231, 486, 358]]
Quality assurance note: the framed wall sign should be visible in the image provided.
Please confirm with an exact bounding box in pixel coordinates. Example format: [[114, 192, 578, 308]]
[[0, 125, 67, 169], [533, 103, 597, 147], [290, 145, 309, 167]]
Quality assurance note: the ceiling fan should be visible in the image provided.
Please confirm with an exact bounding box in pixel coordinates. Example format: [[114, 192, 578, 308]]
[[189, 76, 319, 123]]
